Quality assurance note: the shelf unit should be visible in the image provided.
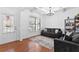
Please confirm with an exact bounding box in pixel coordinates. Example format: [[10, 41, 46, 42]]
[[65, 17, 75, 35], [74, 16, 79, 33]]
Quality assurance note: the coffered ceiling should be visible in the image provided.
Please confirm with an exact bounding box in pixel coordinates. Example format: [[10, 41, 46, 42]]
[[0, 7, 73, 15], [37, 7, 63, 13]]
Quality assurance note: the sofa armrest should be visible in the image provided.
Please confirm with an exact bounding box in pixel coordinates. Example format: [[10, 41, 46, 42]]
[[55, 39, 79, 47]]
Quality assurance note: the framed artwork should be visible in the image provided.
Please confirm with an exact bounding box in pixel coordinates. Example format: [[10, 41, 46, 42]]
[[2, 14, 15, 33]]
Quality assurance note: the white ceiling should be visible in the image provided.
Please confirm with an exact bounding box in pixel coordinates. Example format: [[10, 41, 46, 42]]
[[0, 7, 72, 15], [28, 7, 69, 15], [37, 7, 64, 13]]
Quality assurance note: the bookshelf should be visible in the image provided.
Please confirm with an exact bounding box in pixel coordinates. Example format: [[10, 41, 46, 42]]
[[65, 17, 75, 35], [74, 15, 79, 33]]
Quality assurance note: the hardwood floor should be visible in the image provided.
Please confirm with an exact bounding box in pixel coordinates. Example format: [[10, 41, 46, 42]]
[[0, 36, 54, 52]]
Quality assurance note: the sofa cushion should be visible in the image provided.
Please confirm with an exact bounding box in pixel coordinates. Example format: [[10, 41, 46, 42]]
[[43, 28, 47, 32], [47, 29, 53, 32], [47, 28, 56, 33]]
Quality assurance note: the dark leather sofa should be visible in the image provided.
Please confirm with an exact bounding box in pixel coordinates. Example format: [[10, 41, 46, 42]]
[[54, 33, 79, 52], [54, 38, 79, 52], [41, 28, 63, 38]]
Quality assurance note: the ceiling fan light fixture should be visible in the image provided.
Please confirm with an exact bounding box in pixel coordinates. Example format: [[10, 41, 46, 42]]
[[37, 7, 64, 16], [46, 7, 54, 16]]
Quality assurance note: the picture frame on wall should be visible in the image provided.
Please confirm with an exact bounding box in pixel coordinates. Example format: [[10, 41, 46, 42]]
[[2, 14, 16, 33]]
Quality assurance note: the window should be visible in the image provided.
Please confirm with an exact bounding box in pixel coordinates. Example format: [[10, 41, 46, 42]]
[[28, 16, 41, 32]]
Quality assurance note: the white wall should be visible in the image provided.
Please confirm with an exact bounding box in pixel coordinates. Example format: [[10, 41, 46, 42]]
[[0, 7, 20, 44], [20, 9, 41, 40], [0, 7, 43, 44], [42, 8, 79, 33]]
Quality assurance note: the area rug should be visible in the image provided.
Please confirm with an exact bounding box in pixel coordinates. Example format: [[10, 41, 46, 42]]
[[30, 36, 54, 49]]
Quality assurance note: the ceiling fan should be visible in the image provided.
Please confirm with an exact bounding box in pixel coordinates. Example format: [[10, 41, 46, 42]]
[[46, 7, 54, 16], [35, 7, 67, 16]]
